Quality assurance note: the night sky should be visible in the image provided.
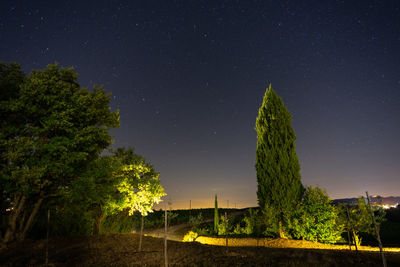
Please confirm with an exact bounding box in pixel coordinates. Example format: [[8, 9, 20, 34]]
[[1, 1, 399, 209]]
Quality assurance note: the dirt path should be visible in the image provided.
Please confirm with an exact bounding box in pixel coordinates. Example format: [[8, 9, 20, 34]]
[[144, 222, 192, 241], [145, 210, 245, 241]]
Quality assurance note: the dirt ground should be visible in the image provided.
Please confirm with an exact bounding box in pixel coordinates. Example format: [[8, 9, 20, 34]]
[[1, 234, 400, 266]]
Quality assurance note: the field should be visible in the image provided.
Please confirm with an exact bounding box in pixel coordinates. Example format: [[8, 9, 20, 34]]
[[1, 233, 400, 266]]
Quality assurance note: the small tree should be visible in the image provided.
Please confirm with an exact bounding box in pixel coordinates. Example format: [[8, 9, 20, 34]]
[[218, 215, 229, 236], [289, 186, 342, 244], [105, 148, 166, 217], [255, 85, 303, 237], [214, 194, 219, 233], [338, 197, 385, 246]]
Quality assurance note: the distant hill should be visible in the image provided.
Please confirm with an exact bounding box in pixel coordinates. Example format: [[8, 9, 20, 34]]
[[332, 196, 400, 207]]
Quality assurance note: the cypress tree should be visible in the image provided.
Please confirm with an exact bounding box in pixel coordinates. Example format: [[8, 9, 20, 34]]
[[214, 194, 219, 233], [255, 84, 303, 237]]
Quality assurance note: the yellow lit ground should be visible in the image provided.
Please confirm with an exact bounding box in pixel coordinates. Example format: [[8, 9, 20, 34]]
[[195, 236, 400, 252]]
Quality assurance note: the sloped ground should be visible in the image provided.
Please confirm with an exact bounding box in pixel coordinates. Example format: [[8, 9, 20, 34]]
[[1, 233, 400, 266]]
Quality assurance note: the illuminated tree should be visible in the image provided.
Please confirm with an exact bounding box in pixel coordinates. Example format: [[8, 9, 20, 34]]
[[1, 63, 119, 245], [255, 84, 303, 237], [106, 148, 166, 217], [289, 186, 342, 244], [43, 148, 165, 235]]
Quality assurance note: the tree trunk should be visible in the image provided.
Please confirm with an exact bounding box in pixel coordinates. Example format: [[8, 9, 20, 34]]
[[18, 209, 27, 233], [278, 220, 287, 239], [19, 191, 45, 241], [95, 214, 105, 235], [139, 215, 144, 252], [2, 193, 26, 245]]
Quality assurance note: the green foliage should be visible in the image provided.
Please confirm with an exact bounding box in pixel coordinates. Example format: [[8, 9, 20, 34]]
[[2, 63, 119, 196], [1, 63, 119, 243], [183, 231, 198, 242], [261, 205, 279, 237], [231, 208, 279, 237], [233, 209, 258, 235], [51, 147, 165, 235], [1, 62, 166, 242], [288, 186, 342, 244], [0, 62, 26, 235], [189, 212, 203, 228], [217, 215, 230, 236], [214, 194, 219, 233], [337, 197, 386, 245], [255, 85, 303, 234], [105, 148, 166, 217]]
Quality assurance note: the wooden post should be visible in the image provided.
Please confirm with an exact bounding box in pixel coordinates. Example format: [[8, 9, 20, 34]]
[[139, 215, 144, 252], [164, 204, 168, 267], [45, 209, 50, 266], [225, 211, 228, 253], [346, 227, 352, 251], [345, 205, 352, 250], [366, 191, 386, 267], [189, 200, 191, 220], [346, 205, 358, 251]]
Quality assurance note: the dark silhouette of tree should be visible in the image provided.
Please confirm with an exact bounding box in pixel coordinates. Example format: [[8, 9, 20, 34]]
[[214, 194, 219, 233], [0, 62, 26, 241], [255, 84, 303, 237]]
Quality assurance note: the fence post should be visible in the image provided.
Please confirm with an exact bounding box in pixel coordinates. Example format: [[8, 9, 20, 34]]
[[164, 203, 168, 267], [45, 209, 50, 266], [139, 215, 144, 252], [366, 191, 386, 267], [346, 227, 352, 251], [225, 211, 228, 253]]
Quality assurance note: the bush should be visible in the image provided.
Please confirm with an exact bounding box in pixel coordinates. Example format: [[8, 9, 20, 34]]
[[183, 231, 198, 242], [217, 215, 230, 235], [288, 186, 342, 244], [189, 213, 203, 228]]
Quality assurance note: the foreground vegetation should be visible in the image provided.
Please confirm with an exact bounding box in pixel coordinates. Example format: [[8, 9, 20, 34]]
[[2, 233, 400, 266]]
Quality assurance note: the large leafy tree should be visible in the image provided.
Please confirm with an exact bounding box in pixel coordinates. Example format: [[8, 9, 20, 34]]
[[289, 186, 342, 244], [214, 194, 219, 233], [255, 84, 303, 237], [52, 147, 165, 235], [1, 63, 119, 245]]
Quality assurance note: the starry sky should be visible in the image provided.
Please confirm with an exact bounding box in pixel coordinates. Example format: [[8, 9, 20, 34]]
[[1, 0, 399, 209]]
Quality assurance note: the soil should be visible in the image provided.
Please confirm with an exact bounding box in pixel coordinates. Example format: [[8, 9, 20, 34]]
[[1, 233, 400, 266]]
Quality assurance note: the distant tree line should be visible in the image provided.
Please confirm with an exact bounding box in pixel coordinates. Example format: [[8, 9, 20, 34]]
[[0, 62, 165, 247]]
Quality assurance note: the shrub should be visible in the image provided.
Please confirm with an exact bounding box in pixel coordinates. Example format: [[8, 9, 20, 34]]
[[183, 231, 198, 242], [218, 215, 230, 235], [288, 186, 342, 244]]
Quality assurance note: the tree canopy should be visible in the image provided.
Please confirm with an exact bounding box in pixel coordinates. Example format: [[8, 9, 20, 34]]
[[54, 147, 165, 235], [0, 62, 124, 244], [289, 186, 342, 244]]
